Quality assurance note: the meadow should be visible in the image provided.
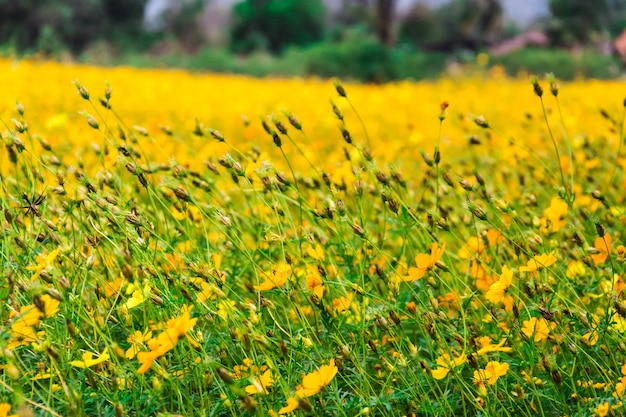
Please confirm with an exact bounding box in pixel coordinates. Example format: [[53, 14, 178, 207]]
[[1, 58, 626, 416]]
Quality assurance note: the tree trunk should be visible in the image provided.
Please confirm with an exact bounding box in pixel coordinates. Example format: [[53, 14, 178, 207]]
[[376, 0, 395, 45]]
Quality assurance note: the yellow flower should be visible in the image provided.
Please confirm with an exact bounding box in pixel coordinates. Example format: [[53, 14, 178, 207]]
[[136, 306, 197, 374], [540, 197, 568, 234], [245, 369, 275, 395], [39, 294, 60, 318], [475, 337, 512, 355], [125, 330, 153, 359], [330, 292, 353, 315], [123, 281, 151, 310], [0, 403, 18, 417], [485, 266, 513, 304], [519, 252, 557, 273], [278, 397, 299, 415], [404, 242, 446, 282], [483, 361, 509, 384], [305, 266, 324, 299], [295, 359, 338, 398], [69, 349, 110, 368], [595, 401, 610, 417], [26, 248, 60, 280], [432, 352, 467, 380], [254, 263, 291, 291], [521, 317, 552, 342], [306, 244, 325, 261]]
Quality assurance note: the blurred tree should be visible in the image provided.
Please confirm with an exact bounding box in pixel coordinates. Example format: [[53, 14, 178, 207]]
[[0, 0, 148, 54], [375, 0, 396, 45], [548, 0, 609, 46], [399, 0, 503, 51], [230, 0, 326, 54], [334, 0, 396, 46]]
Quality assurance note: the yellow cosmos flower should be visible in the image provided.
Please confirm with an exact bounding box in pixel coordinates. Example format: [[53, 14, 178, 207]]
[[126, 330, 153, 359], [404, 242, 446, 282], [521, 317, 553, 342], [26, 248, 60, 280], [295, 359, 338, 398], [432, 352, 467, 380], [0, 403, 18, 417], [520, 252, 557, 273], [307, 244, 325, 261], [245, 369, 275, 395], [137, 306, 197, 374], [485, 266, 513, 304], [475, 336, 513, 355], [540, 197, 568, 234], [254, 263, 291, 291], [278, 397, 299, 415], [69, 349, 110, 368], [39, 294, 60, 318]]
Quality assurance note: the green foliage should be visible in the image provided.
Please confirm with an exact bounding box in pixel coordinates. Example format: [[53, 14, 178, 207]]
[[230, 0, 326, 54], [490, 48, 621, 79], [548, 0, 609, 46], [304, 33, 397, 82], [0, 0, 148, 54]]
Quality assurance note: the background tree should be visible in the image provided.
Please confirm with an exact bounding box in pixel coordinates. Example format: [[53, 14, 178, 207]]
[[230, 0, 326, 54], [0, 0, 147, 54], [547, 0, 609, 46]]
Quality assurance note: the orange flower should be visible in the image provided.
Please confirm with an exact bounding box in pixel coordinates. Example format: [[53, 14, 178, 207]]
[[404, 242, 446, 282], [591, 234, 612, 265], [137, 306, 197, 374]]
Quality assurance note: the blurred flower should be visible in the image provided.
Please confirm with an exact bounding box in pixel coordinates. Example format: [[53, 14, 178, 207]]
[[69, 349, 110, 368]]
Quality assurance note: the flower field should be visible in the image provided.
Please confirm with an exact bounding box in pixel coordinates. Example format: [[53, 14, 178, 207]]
[[1, 58, 626, 416]]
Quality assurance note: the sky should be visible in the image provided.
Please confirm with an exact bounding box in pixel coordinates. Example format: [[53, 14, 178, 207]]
[[145, 0, 552, 31]]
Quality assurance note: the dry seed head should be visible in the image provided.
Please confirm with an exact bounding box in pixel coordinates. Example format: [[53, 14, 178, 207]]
[[274, 120, 287, 135], [459, 179, 473, 191], [341, 127, 352, 144], [595, 223, 605, 238], [272, 131, 282, 147], [261, 119, 272, 135], [335, 82, 347, 97], [100, 98, 111, 109], [420, 151, 434, 167], [287, 113, 302, 130], [530, 76, 543, 97], [210, 129, 225, 142], [331, 101, 344, 120], [352, 223, 365, 236], [174, 186, 191, 202], [375, 171, 389, 185], [546, 73, 559, 97], [16, 101, 24, 115], [86, 115, 99, 130], [474, 115, 490, 129], [73, 79, 90, 100], [591, 189, 605, 201]]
